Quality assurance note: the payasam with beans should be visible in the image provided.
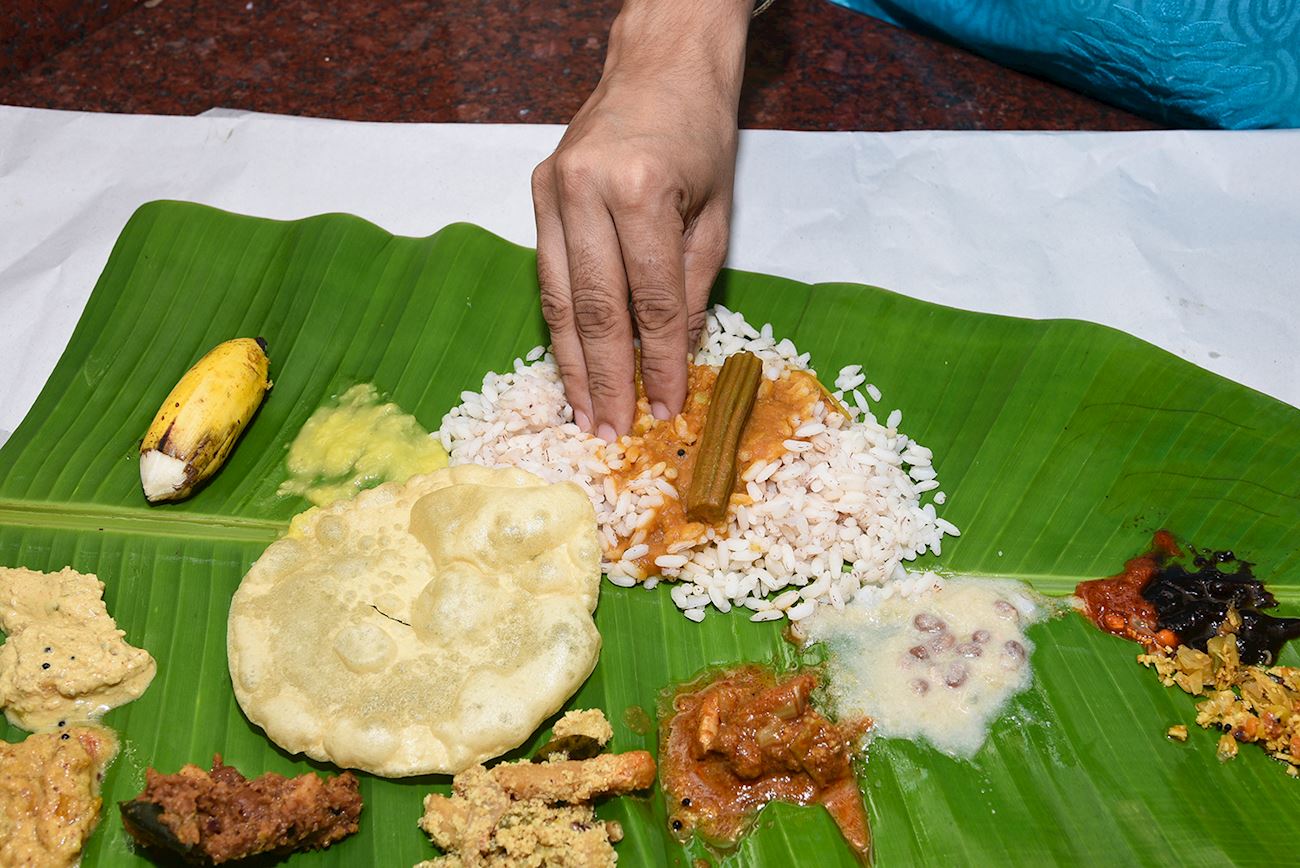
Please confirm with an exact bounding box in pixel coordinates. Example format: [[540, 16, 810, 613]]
[[660, 666, 871, 859], [608, 355, 827, 575], [800, 576, 1046, 759]]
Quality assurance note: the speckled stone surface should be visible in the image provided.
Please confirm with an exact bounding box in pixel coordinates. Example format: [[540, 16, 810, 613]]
[[1, 0, 140, 77], [0, 0, 1159, 131]]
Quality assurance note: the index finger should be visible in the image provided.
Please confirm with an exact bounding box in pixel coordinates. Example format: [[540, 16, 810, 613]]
[[558, 192, 637, 440], [614, 203, 688, 421], [532, 161, 593, 432]]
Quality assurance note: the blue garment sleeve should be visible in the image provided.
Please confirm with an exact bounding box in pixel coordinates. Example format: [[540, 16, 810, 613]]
[[826, 0, 1300, 129]]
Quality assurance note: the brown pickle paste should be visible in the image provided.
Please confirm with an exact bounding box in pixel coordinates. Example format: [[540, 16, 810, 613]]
[[1075, 530, 1180, 650], [660, 666, 871, 859], [120, 755, 361, 864]]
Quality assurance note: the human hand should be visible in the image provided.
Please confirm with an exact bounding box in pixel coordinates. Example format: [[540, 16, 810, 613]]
[[531, 0, 751, 441]]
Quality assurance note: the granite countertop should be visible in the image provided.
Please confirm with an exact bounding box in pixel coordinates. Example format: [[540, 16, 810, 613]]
[[0, 0, 1158, 131]]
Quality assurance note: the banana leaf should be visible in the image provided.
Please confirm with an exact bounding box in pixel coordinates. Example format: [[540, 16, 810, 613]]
[[1, 201, 1296, 866]]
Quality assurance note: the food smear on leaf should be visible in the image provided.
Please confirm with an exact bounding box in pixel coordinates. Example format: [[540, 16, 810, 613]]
[[660, 665, 871, 859], [120, 755, 362, 863], [0, 726, 118, 868], [0, 566, 156, 732], [417, 711, 654, 868], [623, 705, 653, 736], [800, 575, 1047, 759], [279, 383, 448, 507]]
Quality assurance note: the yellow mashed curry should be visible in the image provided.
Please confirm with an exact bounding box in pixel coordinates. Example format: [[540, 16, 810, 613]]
[[279, 383, 449, 506], [0, 727, 118, 868]]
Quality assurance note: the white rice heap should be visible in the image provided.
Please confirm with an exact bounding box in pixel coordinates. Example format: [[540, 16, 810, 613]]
[[438, 306, 958, 623]]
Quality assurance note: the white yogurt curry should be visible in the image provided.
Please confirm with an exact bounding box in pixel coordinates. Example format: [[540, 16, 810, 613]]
[[802, 575, 1046, 759]]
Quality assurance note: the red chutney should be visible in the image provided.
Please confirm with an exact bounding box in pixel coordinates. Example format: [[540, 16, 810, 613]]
[[1075, 530, 1181, 650], [660, 666, 871, 860]]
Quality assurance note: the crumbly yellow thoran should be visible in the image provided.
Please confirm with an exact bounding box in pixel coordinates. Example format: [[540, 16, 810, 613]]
[[416, 766, 621, 868], [415, 746, 656, 867], [1139, 610, 1300, 776], [551, 709, 614, 747]]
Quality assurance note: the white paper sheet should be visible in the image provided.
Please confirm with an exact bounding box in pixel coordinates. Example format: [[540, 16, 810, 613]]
[[1, 106, 1297, 444]]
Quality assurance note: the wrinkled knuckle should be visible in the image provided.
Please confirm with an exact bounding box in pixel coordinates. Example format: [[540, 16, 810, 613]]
[[612, 157, 667, 208], [554, 152, 597, 198], [537, 284, 572, 329], [613, 161, 655, 205], [637, 353, 683, 387], [631, 285, 683, 334], [687, 308, 708, 336], [686, 310, 709, 350], [571, 286, 626, 341], [584, 365, 624, 399], [554, 356, 586, 384]]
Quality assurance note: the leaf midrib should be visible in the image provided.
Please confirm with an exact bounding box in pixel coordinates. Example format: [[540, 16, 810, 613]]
[[7, 500, 1299, 606], [0, 500, 284, 543]]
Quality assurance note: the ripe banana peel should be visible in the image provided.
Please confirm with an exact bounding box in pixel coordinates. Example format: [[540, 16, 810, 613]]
[[140, 337, 271, 503]]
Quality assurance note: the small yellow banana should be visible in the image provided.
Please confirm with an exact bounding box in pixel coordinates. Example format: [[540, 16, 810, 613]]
[[140, 337, 271, 503]]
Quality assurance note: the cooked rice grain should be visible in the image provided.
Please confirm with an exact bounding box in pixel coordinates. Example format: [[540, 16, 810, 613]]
[[438, 306, 957, 623]]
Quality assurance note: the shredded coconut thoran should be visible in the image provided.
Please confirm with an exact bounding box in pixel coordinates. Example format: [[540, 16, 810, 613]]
[[415, 736, 655, 867], [1140, 609, 1300, 776]]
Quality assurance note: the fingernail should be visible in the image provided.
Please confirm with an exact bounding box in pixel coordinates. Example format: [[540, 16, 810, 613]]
[[574, 409, 591, 432], [651, 402, 671, 421], [597, 423, 618, 443]]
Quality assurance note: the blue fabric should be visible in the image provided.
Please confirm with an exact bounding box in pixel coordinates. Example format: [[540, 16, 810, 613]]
[[827, 0, 1300, 128]]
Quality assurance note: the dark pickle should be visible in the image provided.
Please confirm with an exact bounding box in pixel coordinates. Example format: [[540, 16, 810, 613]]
[[1140, 543, 1300, 666], [1235, 610, 1300, 667]]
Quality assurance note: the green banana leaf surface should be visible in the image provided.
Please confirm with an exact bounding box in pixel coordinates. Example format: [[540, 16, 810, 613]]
[[2, 201, 1297, 866]]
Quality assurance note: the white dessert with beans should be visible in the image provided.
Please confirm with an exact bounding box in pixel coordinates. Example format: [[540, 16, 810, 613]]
[[803, 577, 1046, 758]]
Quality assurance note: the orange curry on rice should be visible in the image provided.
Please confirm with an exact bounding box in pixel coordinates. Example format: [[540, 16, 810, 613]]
[[607, 364, 826, 574]]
